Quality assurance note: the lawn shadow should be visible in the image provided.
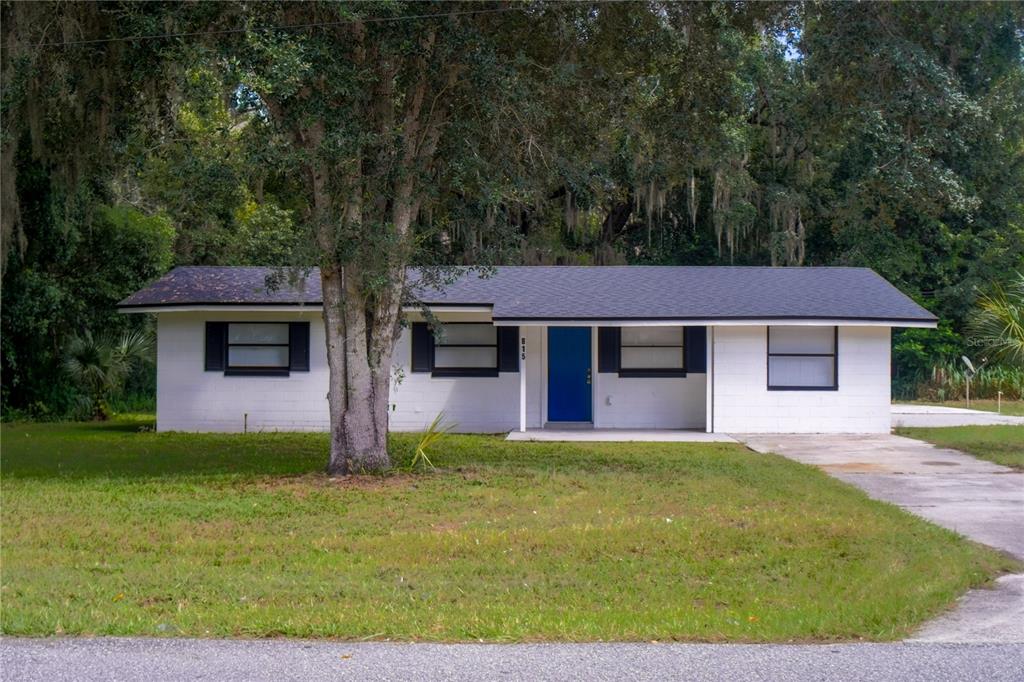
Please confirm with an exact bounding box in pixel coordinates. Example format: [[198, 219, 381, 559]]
[[84, 419, 156, 433], [1, 420, 328, 481], [2, 419, 756, 483]]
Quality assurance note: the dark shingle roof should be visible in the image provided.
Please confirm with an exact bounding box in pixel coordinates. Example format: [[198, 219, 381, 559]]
[[119, 265, 937, 324], [119, 266, 322, 307]]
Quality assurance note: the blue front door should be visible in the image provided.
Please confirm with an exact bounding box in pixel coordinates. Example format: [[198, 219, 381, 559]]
[[547, 327, 592, 422]]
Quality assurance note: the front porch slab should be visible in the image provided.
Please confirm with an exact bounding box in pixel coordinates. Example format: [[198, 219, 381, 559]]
[[506, 429, 736, 443]]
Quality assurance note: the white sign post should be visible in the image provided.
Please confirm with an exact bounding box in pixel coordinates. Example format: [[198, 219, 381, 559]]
[[519, 336, 527, 432], [961, 356, 975, 408]]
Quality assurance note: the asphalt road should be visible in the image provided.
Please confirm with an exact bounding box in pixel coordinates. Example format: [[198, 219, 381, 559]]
[[3, 638, 1024, 682]]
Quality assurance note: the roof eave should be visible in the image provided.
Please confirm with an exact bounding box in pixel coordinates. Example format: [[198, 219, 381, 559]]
[[491, 316, 937, 328], [118, 302, 495, 314], [119, 303, 937, 328], [118, 302, 320, 313]]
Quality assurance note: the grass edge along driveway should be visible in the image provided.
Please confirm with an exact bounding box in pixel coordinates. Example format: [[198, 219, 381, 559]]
[[895, 424, 1024, 471], [895, 399, 1024, 417], [2, 417, 1017, 642]]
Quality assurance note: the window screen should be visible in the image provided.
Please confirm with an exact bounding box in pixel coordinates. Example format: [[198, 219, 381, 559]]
[[619, 326, 685, 376], [767, 326, 837, 390], [227, 323, 290, 371], [432, 323, 499, 376]]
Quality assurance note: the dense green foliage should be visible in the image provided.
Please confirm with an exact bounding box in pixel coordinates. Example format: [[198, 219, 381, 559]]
[[63, 329, 153, 420], [1, 200, 171, 416], [2, 418, 1015, 639], [969, 272, 1024, 367], [2, 1, 1023, 416], [902, 362, 1024, 402], [895, 272, 1024, 399]]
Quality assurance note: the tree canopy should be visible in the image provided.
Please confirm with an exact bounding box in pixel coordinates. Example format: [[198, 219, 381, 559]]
[[2, 1, 1022, 455]]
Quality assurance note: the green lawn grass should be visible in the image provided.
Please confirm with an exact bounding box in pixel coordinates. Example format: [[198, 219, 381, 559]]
[[1, 416, 1015, 642], [896, 399, 1024, 416], [896, 425, 1024, 471]]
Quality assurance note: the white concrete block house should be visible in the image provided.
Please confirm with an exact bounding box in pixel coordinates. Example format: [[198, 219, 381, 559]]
[[119, 266, 937, 434]]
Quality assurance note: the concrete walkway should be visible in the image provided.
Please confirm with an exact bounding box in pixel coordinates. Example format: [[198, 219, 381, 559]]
[[3, 637, 1023, 682], [738, 432, 1024, 643], [892, 404, 1024, 428], [506, 429, 736, 442]]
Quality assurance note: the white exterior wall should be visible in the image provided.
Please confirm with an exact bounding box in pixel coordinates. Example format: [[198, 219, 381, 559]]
[[391, 324, 705, 431], [711, 325, 891, 433], [389, 325, 544, 432], [535, 327, 706, 430], [155, 312, 544, 434], [156, 313, 890, 434], [593, 372, 706, 429], [591, 325, 706, 429], [156, 311, 330, 432]]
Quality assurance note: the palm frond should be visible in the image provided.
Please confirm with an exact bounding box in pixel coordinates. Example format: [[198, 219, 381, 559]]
[[63, 328, 155, 419], [410, 412, 456, 471], [969, 272, 1024, 367]]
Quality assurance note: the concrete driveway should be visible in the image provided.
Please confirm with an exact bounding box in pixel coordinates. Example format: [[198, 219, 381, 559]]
[[738, 432, 1024, 643], [739, 433, 1023, 557]]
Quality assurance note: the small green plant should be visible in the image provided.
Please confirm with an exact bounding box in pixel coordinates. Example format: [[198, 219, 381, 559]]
[[409, 412, 455, 471], [63, 329, 153, 420]]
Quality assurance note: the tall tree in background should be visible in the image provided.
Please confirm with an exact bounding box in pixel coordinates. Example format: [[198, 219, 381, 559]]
[[800, 2, 1024, 304], [3, 1, 1022, 436], [0, 2, 176, 277], [1, 3, 182, 412]]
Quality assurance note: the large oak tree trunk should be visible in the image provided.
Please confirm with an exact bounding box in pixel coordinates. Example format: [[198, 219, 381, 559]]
[[320, 266, 351, 473], [321, 273, 393, 473], [321, 264, 393, 475], [328, 327, 398, 474], [332, 266, 392, 474], [300, 21, 447, 475], [314, 190, 421, 474]]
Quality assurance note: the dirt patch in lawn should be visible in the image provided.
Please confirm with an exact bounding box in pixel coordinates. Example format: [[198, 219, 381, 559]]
[[249, 471, 423, 493], [822, 462, 894, 473]]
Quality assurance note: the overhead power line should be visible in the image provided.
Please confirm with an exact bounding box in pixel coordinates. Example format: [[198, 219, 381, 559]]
[[38, 6, 524, 48]]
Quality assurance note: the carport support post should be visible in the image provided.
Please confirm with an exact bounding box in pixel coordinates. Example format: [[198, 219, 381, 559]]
[[705, 326, 714, 433], [519, 334, 527, 432]]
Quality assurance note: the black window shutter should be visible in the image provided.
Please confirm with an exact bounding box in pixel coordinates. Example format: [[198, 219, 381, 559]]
[[411, 322, 433, 372], [685, 326, 707, 373], [289, 322, 310, 371], [597, 327, 621, 373], [497, 326, 519, 372], [205, 322, 227, 371]]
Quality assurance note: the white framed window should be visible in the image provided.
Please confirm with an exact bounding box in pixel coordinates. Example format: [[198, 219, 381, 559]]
[[619, 326, 686, 377], [767, 326, 837, 390], [227, 323, 290, 373], [432, 323, 498, 377]]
